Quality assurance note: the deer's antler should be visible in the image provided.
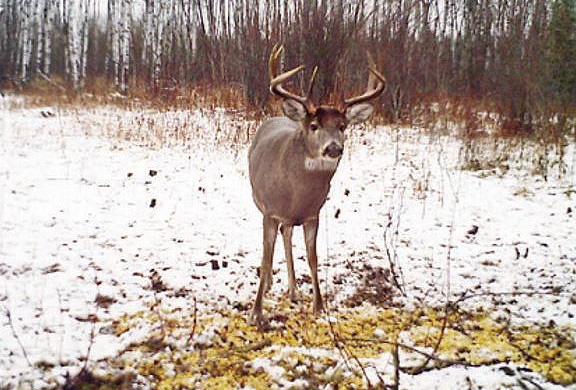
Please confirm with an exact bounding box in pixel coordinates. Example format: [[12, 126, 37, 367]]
[[269, 44, 316, 113], [342, 52, 387, 108]]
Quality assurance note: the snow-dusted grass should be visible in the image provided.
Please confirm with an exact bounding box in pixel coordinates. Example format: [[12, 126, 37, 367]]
[[1, 94, 575, 389]]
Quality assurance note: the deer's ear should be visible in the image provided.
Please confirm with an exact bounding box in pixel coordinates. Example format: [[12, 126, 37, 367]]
[[345, 103, 374, 125], [282, 99, 308, 122]]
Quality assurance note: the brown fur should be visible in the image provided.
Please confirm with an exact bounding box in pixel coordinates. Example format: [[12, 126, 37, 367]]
[[249, 108, 352, 326]]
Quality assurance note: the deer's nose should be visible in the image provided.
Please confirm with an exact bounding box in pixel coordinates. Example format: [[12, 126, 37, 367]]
[[324, 142, 343, 158]]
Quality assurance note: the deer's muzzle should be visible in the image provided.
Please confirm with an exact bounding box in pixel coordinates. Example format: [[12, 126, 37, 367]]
[[323, 142, 343, 158]]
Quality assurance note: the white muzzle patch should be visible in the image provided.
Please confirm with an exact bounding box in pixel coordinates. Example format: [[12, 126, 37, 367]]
[[304, 156, 339, 172]]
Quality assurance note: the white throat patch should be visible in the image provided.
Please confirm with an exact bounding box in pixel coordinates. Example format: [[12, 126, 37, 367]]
[[304, 157, 340, 172]]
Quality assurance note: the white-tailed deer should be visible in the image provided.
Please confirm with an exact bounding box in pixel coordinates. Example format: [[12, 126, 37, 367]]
[[249, 45, 386, 326]]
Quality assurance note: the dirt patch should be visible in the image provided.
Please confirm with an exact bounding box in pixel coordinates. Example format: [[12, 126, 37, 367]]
[[342, 265, 395, 308]]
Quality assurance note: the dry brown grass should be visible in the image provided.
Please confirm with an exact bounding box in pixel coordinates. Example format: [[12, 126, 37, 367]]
[[3, 77, 274, 120], [6, 77, 574, 137], [4, 80, 574, 174]]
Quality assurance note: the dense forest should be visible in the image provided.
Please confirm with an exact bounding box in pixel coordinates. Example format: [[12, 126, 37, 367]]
[[1, 0, 575, 131]]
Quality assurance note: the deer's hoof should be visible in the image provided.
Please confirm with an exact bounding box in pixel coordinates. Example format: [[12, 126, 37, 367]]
[[286, 289, 298, 303], [250, 311, 269, 330]]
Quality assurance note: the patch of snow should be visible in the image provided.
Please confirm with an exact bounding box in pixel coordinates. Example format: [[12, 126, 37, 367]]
[[1, 97, 575, 388]]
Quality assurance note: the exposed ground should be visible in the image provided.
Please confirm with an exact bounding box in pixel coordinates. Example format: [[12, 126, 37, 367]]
[[1, 95, 575, 389]]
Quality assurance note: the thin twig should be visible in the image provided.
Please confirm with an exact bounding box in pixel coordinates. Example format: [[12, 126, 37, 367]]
[[186, 295, 198, 345], [3, 306, 33, 367], [339, 336, 506, 374], [325, 315, 356, 378], [83, 313, 98, 372], [383, 209, 405, 295], [323, 204, 371, 383], [391, 337, 400, 390], [220, 339, 273, 359], [453, 289, 569, 304], [56, 288, 65, 363], [325, 312, 376, 388], [83, 275, 101, 372], [408, 154, 461, 373], [341, 337, 440, 362]]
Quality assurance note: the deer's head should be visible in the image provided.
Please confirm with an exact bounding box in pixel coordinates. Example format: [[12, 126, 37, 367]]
[[269, 44, 386, 161]]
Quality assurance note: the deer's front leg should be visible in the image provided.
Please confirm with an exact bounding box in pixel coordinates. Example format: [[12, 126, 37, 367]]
[[303, 218, 323, 316], [280, 224, 297, 302], [252, 215, 279, 326]]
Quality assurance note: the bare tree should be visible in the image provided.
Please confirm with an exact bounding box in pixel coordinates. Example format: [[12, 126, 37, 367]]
[[0, 0, 572, 134], [107, 0, 130, 92]]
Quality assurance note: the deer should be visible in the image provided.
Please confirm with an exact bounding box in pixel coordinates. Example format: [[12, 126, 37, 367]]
[[248, 45, 386, 326]]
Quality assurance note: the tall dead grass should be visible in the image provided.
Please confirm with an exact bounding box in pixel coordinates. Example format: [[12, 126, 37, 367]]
[[4, 80, 575, 180]]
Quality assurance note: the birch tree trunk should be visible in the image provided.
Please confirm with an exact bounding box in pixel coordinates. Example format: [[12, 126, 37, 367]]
[[108, 0, 131, 92], [142, 0, 167, 87], [35, 0, 46, 74], [120, 0, 131, 92], [18, 0, 33, 83], [65, 0, 89, 89]]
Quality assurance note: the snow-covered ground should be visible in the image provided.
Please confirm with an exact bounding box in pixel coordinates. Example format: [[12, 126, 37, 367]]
[[1, 94, 575, 389]]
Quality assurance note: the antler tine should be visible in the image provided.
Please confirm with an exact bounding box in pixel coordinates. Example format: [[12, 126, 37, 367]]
[[365, 52, 378, 90], [270, 65, 306, 90], [268, 44, 312, 107], [268, 44, 282, 80], [306, 66, 318, 98], [343, 54, 387, 108]]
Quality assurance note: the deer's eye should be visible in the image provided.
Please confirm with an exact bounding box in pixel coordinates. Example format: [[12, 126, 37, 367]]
[[310, 123, 319, 132], [339, 124, 346, 132]]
